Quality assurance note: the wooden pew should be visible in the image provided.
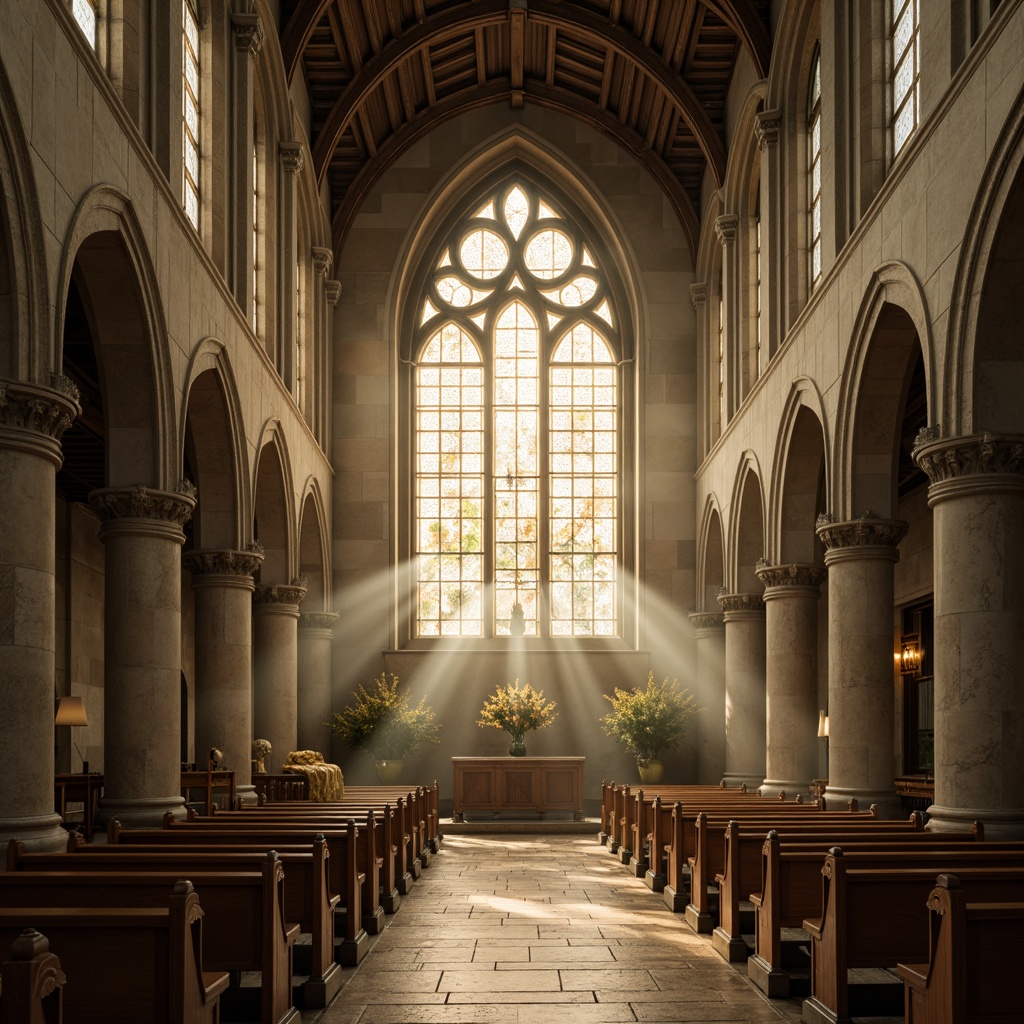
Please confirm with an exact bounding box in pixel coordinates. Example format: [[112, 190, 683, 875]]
[[3, 852, 300, 1024], [116, 814, 384, 939], [708, 820, 981, 963], [897, 874, 1024, 1024], [207, 802, 405, 908], [18, 836, 345, 1005], [0, 882, 229, 1024], [746, 829, 1020, 998], [660, 801, 878, 912], [800, 850, 1024, 1024], [0, 929, 65, 1024]]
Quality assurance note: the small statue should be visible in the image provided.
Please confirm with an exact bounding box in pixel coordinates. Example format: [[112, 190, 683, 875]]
[[251, 738, 272, 774]]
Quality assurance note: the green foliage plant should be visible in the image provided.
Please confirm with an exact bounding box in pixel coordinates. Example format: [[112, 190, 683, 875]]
[[477, 679, 557, 740], [601, 671, 701, 765], [328, 673, 440, 760]]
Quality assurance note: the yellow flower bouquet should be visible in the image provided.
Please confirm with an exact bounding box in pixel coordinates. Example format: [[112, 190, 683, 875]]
[[478, 679, 557, 756]]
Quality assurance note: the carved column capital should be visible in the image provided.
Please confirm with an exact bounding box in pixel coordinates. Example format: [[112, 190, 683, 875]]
[[754, 561, 826, 591], [280, 141, 305, 176], [183, 544, 265, 579], [754, 109, 781, 150], [325, 280, 342, 306], [311, 246, 333, 277], [0, 376, 81, 452], [689, 281, 707, 308], [913, 431, 1024, 487], [688, 610, 725, 631], [716, 591, 765, 614], [231, 11, 264, 56], [253, 577, 308, 607], [815, 512, 908, 552], [299, 611, 340, 631], [714, 214, 739, 245], [88, 483, 197, 529]]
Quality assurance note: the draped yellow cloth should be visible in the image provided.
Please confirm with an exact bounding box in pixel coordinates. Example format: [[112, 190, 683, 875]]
[[282, 750, 344, 801]]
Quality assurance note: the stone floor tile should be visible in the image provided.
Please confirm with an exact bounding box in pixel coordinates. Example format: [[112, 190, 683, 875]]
[[439, 969, 562, 991]]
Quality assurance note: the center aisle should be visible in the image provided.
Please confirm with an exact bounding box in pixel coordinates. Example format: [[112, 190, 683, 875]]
[[312, 833, 792, 1023]]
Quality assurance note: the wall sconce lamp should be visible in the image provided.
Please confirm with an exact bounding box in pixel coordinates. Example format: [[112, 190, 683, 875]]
[[817, 710, 830, 738], [55, 695, 90, 774], [899, 634, 922, 677]]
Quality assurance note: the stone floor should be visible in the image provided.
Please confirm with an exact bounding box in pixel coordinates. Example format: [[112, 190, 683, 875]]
[[303, 832, 806, 1024]]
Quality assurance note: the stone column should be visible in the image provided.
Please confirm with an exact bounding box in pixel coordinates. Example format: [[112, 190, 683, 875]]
[[230, 8, 263, 313], [297, 611, 339, 755], [90, 483, 196, 827], [325, 279, 342, 457], [914, 431, 1024, 837], [311, 247, 332, 447], [0, 377, 80, 853], [688, 611, 725, 784], [715, 214, 740, 420], [717, 592, 767, 789], [183, 546, 264, 804], [252, 578, 306, 770], [756, 562, 826, 798], [816, 513, 907, 817], [754, 108, 782, 358], [279, 142, 304, 390]]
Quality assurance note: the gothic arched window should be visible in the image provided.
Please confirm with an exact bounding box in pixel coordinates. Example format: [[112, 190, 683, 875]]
[[413, 180, 620, 639]]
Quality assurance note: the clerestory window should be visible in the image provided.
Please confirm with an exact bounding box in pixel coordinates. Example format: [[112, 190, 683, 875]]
[[182, 0, 201, 230], [412, 180, 620, 639], [891, 0, 921, 159], [72, 0, 97, 48], [808, 46, 822, 289]]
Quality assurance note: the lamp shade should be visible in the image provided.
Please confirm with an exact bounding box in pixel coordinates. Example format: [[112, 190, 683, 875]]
[[55, 695, 89, 727], [817, 710, 829, 738]]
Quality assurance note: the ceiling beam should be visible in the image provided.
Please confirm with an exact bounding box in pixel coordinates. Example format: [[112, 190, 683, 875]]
[[702, 0, 771, 79], [312, 0, 728, 189], [280, 0, 335, 82]]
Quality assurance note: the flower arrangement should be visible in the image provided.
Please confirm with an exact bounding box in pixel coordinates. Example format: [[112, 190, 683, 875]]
[[328, 673, 440, 761], [478, 679, 557, 755], [601, 671, 701, 766], [251, 738, 272, 774]]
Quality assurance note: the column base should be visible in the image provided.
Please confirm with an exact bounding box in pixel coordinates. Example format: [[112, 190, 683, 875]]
[[722, 772, 763, 792], [926, 803, 1024, 839], [823, 784, 902, 819], [0, 812, 68, 856], [759, 778, 814, 801], [96, 795, 186, 831], [236, 784, 258, 806]]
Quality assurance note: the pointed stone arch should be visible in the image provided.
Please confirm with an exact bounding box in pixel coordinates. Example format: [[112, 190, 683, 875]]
[[697, 496, 726, 611], [726, 453, 766, 594], [180, 338, 251, 548], [297, 477, 331, 614], [252, 421, 296, 583], [946, 81, 1024, 435], [768, 377, 830, 564], [0, 58, 49, 382], [833, 260, 933, 519], [57, 186, 176, 488]]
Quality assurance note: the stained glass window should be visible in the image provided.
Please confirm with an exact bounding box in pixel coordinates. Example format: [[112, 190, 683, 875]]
[[891, 0, 920, 158], [414, 182, 619, 637], [182, 0, 200, 230], [808, 47, 822, 289], [73, 0, 97, 47]]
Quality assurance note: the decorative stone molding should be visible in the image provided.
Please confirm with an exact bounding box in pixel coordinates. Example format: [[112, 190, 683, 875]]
[[0, 377, 80, 441], [689, 282, 706, 308], [253, 577, 307, 606], [280, 141, 305, 176], [716, 592, 765, 613], [88, 484, 196, 528], [913, 431, 1024, 484], [183, 545, 265, 578], [325, 280, 342, 306], [299, 611, 340, 630], [688, 610, 725, 630], [815, 512, 908, 550], [754, 561, 826, 589], [754, 109, 781, 150], [714, 214, 738, 245], [231, 10, 264, 56], [311, 246, 333, 277]]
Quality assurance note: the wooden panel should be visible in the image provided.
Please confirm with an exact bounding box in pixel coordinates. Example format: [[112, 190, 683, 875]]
[[451, 757, 584, 821]]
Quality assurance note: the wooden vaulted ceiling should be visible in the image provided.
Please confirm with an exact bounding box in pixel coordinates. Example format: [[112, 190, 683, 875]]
[[278, 0, 772, 255]]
